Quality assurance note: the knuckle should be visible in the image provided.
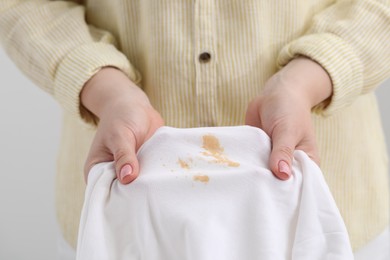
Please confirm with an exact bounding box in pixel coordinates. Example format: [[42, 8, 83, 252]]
[[119, 126, 139, 146], [106, 129, 124, 144], [275, 146, 294, 160], [114, 147, 134, 163]]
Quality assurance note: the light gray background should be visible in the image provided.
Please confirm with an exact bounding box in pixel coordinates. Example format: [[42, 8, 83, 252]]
[[0, 48, 389, 260]]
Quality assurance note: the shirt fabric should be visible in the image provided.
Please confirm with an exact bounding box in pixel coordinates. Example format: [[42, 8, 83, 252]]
[[77, 126, 354, 260], [0, 0, 389, 251]]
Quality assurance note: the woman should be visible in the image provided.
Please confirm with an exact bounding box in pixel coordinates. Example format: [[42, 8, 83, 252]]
[[0, 0, 389, 257]]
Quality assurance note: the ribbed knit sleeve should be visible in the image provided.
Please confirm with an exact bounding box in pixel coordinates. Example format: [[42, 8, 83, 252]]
[[277, 0, 390, 116], [0, 0, 141, 122]]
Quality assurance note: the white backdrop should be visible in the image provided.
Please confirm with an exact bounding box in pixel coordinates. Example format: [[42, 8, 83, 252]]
[[0, 48, 389, 260]]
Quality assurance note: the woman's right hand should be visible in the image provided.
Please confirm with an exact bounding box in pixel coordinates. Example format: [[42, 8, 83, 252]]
[[80, 67, 164, 184]]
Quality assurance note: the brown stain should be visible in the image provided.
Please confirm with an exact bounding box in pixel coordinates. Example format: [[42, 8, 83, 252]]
[[202, 134, 224, 154], [193, 174, 210, 183], [202, 134, 240, 167], [178, 158, 190, 169]]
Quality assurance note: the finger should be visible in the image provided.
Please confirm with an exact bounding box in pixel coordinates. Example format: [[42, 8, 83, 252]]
[[245, 98, 262, 127], [296, 135, 320, 166], [84, 143, 113, 184], [269, 125, 299, 181], [111, 131, 140, 185]]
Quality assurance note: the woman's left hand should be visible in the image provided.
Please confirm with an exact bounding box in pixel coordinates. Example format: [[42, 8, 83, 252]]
[[245, 57, 332, 180]]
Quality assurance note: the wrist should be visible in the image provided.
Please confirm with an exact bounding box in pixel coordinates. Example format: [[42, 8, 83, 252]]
[[80, 67, 149, 119], [276, 56, 333, 108]]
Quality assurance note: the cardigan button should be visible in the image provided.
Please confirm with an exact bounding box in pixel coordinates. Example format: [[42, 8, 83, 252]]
[[199, 52, 211, 63]]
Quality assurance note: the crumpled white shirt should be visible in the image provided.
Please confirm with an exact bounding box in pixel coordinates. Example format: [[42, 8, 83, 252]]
[[76, 126, 354, 260]]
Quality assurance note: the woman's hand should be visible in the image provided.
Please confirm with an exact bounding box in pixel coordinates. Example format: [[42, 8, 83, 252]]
[[245, 57, 332, 180], [81, 67, 164, 184]]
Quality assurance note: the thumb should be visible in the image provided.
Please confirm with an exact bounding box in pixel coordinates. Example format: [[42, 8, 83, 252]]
[[269, 126, 297, 181], [113, 135, 140, 184]]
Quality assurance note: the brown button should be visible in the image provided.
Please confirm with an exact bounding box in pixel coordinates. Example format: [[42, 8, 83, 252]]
[[199, 52, 211, 63]]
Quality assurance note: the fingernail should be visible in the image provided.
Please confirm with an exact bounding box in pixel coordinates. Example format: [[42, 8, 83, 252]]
[[278, 160, 291, 180], [120, 164, 133, 182]]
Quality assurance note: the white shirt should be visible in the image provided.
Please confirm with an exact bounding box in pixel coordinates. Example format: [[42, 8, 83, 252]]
[[76, 126, 353, 260]]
